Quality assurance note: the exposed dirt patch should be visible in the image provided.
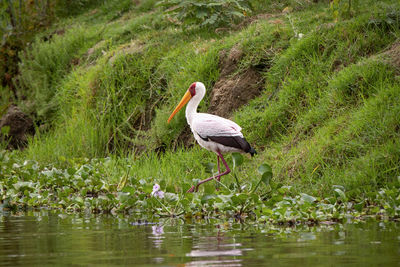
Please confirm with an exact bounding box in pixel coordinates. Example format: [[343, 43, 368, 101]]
[[208, 68, 263, 118], [42, 28, 65, 42], [384, 40, 400, 71], [235, 13, 281, 30], [87, 40, 107, 57], [208, 45, 264, 118], [109, 41, 145, 65], [70, 57, 80, 66], [0, 105, 34, 149]]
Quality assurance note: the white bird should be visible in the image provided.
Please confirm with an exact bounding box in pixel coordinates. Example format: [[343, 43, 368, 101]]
[[167, 82, 256, 193]]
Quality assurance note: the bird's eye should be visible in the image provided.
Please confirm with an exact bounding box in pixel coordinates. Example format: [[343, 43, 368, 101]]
[[189, 83, 196, 96]]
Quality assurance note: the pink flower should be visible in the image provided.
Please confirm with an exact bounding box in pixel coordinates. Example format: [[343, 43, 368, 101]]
[[151, 183, 164, 199]]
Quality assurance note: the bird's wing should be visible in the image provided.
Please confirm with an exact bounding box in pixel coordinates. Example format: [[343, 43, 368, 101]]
[[191, 113, 243, 138]]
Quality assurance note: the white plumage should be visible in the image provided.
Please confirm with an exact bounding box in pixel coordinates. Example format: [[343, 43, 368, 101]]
[[191, 113, 245, 154]]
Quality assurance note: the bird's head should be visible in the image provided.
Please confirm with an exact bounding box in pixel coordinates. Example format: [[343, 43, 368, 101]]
[[167, 82, 205, 123]]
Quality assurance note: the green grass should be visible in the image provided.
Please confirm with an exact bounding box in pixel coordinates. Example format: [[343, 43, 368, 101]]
[[3, 0, 399, 203]]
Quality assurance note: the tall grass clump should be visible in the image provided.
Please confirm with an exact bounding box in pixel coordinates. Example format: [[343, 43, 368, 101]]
[[18, 26, 102, 122], [268, 58, 400, 195]]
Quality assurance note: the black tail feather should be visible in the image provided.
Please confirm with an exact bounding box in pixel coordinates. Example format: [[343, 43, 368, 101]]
[[249, 147, 257, 157]]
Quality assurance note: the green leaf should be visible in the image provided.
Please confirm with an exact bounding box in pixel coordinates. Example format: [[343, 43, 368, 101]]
[[258, 163, 272, 175], [261, 171, 272, 187], [196, 9, 207, 19], [67, 167, 76, 176], [232, 153, 243, 169], [300, 193, 316, 204], [165, 192, 178, 202], [230, 11, 244, 18], [231, 193, 247, 205], [1, 125, 10, 135], [203, 162, 215, 174], [117, 173, 128, 191], [334, 188, 347, 201], [354, 201, 364, 212], [121, 186, 135, 195], [201, 194, 217, 204]]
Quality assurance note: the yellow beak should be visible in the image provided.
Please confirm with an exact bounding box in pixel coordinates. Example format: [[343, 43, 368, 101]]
[[167, 90, 192, 123]]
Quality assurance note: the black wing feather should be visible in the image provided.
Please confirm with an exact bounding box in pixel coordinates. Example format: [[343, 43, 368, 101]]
[[197, 133, 257, 156]]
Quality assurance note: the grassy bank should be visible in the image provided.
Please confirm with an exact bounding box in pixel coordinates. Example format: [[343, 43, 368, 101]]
[[1, 0, 399, 220]]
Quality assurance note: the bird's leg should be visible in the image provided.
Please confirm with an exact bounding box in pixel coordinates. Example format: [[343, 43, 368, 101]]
[[215, 155, 221, 190], [187, 151, 231, 193], [217, 156, 221, 174]]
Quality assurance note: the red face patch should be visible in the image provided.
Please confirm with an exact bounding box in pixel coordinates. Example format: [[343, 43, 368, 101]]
[[189, 82, 196, 97]]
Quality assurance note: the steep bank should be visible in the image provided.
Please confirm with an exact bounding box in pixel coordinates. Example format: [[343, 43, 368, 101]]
[[1, 0, 400, 200]]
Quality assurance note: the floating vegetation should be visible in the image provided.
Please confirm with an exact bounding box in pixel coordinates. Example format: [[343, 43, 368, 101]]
[[1, 150, 398, 224]]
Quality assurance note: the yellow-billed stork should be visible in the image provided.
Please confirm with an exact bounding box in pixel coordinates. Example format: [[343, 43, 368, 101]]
[[167, 82, 256, 193]]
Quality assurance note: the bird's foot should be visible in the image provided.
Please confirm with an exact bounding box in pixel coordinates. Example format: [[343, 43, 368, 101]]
[[187, 185, 198, 193]]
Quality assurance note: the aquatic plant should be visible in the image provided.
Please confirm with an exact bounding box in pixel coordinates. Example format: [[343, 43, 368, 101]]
[[1, 150, 398, 224], [151, 184, 165, 199]]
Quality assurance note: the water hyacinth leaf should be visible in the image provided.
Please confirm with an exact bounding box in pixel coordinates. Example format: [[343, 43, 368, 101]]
[[333, 184, 345, 191], [165, 192, 178, 202], [204, 183, 215, 194], [13, 181, 33, 191], [67, 167, 76, 176], [231, 193, 248, 205], [232, 153, 243, 169], [258, 163, 272, 175], [201, 194, 217, 204], [354, 201, 364, 212], [300, 193, 316, 204], [106, 193, 116, 201], [261, 171, 272, 187], [117, 173, 128, 191], [144, 184, 153, 194], [334, 188, 347, 201]]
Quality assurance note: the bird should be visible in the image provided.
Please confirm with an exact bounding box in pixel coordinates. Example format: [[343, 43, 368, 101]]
[[167, 82, 256, 193]]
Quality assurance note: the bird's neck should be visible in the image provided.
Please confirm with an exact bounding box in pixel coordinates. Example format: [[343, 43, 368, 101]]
[[185, 98, 199, 126]]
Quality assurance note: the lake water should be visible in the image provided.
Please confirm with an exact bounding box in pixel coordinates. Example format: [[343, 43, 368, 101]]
[[0, 211, 399, 266]]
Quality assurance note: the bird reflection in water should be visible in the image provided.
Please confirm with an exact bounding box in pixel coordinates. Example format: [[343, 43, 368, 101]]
[[185, 228, 248, 266]]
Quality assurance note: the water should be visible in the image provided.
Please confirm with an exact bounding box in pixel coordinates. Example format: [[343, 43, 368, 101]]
[[0, 211, 399, 266]]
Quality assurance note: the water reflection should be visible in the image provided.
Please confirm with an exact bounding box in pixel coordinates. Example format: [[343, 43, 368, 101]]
[[0, 211, 399, 266], [186, 230, 246, 266], [151, 225, 164, 249]]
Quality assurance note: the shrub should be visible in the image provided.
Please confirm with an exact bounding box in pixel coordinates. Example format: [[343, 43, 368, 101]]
[[157, 0, 251, 28]]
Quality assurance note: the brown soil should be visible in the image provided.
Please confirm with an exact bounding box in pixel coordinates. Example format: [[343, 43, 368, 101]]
[[108, 41, 144, 65], [235, 13, 280, 30], [208, 68, 263, 118], [208, 45, 264, 118], [0, 105, 34, 149], [384, 41, 400, 70]]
